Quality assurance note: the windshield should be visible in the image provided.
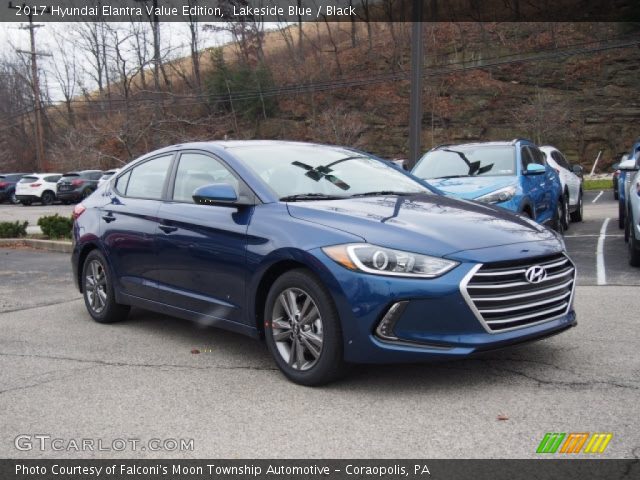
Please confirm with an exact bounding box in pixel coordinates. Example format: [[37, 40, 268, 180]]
[[414, 146, 516, 179], [231, 145, 431, 199]]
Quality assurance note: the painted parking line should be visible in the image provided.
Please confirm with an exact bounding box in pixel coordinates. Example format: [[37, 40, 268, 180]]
[[564, 234, 623, 238], [596, 218, 610, 285], [592, 191, 604, 203]]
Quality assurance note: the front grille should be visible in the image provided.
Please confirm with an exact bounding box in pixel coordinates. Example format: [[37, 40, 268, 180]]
[[462, 253, 575, 332]]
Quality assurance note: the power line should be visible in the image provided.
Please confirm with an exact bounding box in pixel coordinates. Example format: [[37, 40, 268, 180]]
[[1, 35, 639, 130]]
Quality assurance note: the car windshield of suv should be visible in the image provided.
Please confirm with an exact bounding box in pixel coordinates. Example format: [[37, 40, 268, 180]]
[[414, 146, 516, 179], [232, 145, 431, 200]]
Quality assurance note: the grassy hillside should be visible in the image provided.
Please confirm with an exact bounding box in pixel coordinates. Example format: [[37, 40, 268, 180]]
[[12, 22, 640, 172]]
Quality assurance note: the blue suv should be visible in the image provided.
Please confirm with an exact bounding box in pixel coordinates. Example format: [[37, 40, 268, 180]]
[[71, 141, 576, 385], [412, 140, 564, 232]]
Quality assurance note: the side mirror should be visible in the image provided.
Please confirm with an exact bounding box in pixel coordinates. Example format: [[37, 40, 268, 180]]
[[525, 163, 546, 175], [193, 183, 248, 207], [572, 165, 584, 176]]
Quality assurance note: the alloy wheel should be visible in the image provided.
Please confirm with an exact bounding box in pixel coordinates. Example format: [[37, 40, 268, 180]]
[[271, 288, 324, 371], [85, 259, 108, 314]]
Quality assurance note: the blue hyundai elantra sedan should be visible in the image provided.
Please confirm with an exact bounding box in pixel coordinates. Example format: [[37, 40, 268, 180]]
[[71, 141, 576, 385]]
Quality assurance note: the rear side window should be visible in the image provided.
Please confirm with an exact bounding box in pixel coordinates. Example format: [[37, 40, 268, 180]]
[[119, 155, 172, 200], [172, 153, 238, 203]]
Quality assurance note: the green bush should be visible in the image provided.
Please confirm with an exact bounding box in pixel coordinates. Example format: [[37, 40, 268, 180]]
[[0, 221, 28, 238], [37, 214, 73, 239]]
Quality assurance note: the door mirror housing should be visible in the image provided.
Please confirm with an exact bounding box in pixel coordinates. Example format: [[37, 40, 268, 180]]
[[525, 163, 546, 175], [193, 183, 251, 207], [572, 164, 584, 177]]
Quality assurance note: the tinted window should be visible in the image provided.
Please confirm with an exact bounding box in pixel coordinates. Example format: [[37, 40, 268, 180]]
[[414, 146, 516, 179], [19, 176, 38, 183], [123, 155, 172, 199], [115, 170, 131, 193], [551, 151, 571, 170], [530, 147, 545, 166], [521, 147, 535, 169], [172, 153, 238, 203]]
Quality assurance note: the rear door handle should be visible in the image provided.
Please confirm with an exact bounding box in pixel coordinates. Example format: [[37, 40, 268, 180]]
[[159, 225, 178, 234], [101, 214, 116, 223]]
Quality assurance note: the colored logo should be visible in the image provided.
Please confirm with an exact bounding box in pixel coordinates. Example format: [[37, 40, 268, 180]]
[[537, 433, 613, 454], [525, 265, 547, 284]]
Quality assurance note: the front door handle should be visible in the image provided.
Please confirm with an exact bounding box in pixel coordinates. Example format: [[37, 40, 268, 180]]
[[101, 214, 116, 223], [159, 225, 178, 234]]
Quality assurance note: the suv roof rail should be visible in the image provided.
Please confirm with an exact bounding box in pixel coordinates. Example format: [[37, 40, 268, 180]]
[[510, 138, 534, 145]]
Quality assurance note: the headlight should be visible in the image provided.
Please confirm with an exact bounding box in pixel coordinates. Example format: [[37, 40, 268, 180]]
[[475, 185, 517, 204], [322, 244, 459, 278]]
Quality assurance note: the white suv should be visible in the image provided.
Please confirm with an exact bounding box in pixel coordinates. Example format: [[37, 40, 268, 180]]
[[540, 146, 583, 228], [15, 173, 62, 206]]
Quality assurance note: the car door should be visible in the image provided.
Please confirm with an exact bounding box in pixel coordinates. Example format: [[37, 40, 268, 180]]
[[554, 151, 580, 206], [153, 151, 252, 325], [521, 146, 549, 221], [100, 153, 174, 301]]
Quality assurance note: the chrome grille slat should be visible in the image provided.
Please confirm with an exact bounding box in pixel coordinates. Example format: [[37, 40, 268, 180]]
[[470, 279, 573, 301], [467, 267, 573, 289], [478, 292, 571, 314], [473, 258, 569, 276], [461, 253, 576, 333], [484, 302, 569, 325]]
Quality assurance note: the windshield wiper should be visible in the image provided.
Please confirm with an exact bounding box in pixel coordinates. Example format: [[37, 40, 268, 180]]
[[430, 175, 469, 179], [350, 191, 418, 197], [279, 193, 346, 202]]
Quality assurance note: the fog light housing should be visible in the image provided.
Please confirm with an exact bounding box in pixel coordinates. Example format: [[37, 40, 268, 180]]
[[375, 301, 409, 341]]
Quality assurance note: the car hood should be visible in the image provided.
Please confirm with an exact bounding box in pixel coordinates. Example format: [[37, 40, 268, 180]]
[[424, 176, 517, 200], [287, 194, 559, 259]]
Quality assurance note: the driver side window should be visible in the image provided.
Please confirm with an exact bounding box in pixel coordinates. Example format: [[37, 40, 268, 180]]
[[172, 153, 238, 203]]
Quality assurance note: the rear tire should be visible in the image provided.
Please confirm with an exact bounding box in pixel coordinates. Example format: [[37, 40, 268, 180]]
[[264, 269, 346, 386], [10, 192, 19, 205], [82, 250, 130, 324], [570, 190, 583, 222], [41, 190, 54, 205]]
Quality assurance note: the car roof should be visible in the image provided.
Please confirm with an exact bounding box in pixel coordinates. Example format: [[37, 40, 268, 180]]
[[431, 139, 534, 150]]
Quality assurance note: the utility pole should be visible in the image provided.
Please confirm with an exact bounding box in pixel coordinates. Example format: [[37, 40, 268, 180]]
[[407, 0, 424, 169], [9, 2, 51, 172]]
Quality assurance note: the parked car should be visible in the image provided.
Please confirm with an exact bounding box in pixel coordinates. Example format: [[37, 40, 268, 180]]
[[627, 169, 640, 266], [15, 173, 62, 206], [56, 170, 103, 204], [0, 173, 28, 204], [412, 139, 565, 233], [540, 145, 584, 227], [617, 155, 639, 229], [72, 141, 576, 386], [98, 169, 119, 188], [612, 156, 626, 200]]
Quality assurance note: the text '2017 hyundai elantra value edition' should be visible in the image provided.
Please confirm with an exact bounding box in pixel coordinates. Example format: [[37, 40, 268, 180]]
[[72, 141, 577, 385]]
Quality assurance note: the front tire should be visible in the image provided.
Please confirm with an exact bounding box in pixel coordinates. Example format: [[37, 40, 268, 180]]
[[552, 198, 565, 235], [618, 201, 625, 229], [570, 190, 583, 222], [82, 250, 130, 323], [630, 222, 640, 267], [265, 269, 345, 386]]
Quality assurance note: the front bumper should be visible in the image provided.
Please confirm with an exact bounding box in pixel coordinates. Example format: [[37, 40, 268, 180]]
[[310, 245, 576, 364]]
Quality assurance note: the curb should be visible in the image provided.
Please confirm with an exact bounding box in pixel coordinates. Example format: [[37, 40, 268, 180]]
[[0, 238, 73, 254]]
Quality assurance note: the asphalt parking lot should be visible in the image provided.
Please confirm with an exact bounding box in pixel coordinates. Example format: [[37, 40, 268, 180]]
[[0, 192, 638, 459]]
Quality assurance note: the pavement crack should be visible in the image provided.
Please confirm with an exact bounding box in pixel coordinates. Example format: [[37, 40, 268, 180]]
[[0, 351, 276, 382], [0, 365, 99, 395], [0, 297, 82, 315]]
